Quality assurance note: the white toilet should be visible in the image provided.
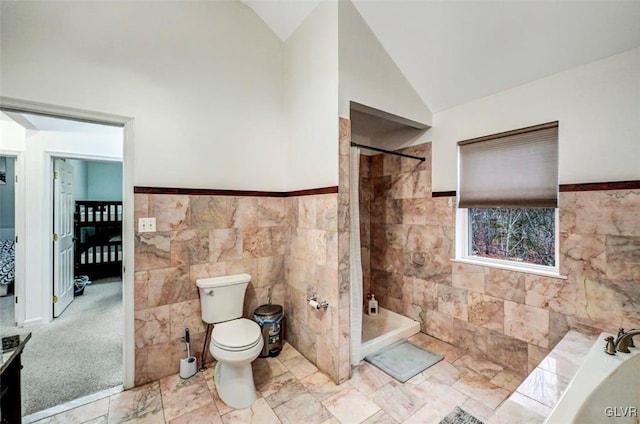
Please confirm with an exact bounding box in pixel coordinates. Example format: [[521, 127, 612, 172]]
[[196, 273, 263, 409]]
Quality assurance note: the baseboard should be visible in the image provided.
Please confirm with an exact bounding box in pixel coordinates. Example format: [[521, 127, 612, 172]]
[[22, 317, 44, 327]]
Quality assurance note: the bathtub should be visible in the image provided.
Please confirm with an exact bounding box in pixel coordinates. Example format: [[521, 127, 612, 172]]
[[545, 332, 640, 424]]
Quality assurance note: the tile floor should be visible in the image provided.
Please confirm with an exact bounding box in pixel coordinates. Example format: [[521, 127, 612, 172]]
[[31, 333, 528, 424]]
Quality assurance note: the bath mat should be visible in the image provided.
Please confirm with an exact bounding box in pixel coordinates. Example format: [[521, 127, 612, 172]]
[[364, 340, 443, 383], [439, 406, 485, 424]]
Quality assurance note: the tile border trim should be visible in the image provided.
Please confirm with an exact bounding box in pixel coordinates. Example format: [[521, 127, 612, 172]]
[[133, 185, 339, 197], [558, 180, 640, 192], [433, 180, 640, 198], [432, 191, 457, 197]]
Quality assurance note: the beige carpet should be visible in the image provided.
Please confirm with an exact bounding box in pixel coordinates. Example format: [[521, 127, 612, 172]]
[[0, 293, 14, 327], [1, 278, 123, 415]]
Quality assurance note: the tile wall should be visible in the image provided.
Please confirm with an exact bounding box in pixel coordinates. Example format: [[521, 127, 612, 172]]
[[284, 192, 343, 383], [358, 140, 640, 375], [134, 194, 292, 385]]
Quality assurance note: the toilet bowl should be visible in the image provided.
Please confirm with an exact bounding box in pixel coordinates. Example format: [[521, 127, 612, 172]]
[[196, 274, 263, 409], [210, 318, 263, 408]]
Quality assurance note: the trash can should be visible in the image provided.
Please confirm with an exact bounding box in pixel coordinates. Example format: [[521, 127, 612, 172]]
[[74, 275, 90, 296], [253, 304, 284, 358]]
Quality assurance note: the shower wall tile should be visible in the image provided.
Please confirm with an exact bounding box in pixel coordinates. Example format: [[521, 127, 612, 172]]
[[402, 198, 427, 225], [424, 197, 455, 227], [410, 276, 438, 310], [357, 138, 640, 380]]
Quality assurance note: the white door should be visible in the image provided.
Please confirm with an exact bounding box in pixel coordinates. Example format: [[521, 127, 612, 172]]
[[53, 158, 74, 317]]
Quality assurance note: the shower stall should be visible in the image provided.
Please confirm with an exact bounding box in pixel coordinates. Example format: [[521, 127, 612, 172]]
[[348, 111, 428, 365]]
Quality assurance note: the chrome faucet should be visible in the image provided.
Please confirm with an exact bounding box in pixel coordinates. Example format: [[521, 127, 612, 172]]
[[614, 328, 639, 353]]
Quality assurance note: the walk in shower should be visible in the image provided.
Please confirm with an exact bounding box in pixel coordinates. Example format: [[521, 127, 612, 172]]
[[348, 109, 428, 364]]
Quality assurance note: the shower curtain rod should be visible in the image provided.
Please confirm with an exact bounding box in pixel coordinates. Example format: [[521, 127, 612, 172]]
[[350, 142, 425, 162]]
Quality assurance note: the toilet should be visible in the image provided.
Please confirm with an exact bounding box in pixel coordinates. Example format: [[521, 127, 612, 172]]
[[196, 273, 263, 409]]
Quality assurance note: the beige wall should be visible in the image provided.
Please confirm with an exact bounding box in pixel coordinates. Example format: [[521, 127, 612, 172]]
[[1, 1, 287, 191], [431, 47, 640, 192], [284, 1, 340, 190], [338, 0, 432, 126]]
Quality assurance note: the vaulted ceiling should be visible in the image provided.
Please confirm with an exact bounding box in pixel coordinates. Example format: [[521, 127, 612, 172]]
[[243, 0, 640, 112]]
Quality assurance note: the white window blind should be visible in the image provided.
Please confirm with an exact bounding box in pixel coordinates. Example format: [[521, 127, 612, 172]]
[[458, 122, 558, 208]]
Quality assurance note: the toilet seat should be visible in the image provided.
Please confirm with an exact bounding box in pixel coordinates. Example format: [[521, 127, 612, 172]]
[[212, 318, 262, 351]]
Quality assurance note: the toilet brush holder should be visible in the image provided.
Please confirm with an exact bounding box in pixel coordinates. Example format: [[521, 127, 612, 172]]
[[180, 356, 197, 379]]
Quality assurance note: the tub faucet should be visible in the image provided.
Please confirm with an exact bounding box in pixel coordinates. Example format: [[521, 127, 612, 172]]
[[615, 328, 639, 353]]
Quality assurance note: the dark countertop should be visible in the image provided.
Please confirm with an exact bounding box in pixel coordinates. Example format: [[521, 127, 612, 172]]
[[1, 332, 31, 374]]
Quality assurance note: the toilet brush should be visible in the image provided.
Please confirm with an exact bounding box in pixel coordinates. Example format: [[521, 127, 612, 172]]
[[179, 328, 198, 379]]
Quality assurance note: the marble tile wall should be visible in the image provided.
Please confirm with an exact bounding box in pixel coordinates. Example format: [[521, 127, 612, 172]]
[[359, 155, 372, 300], [134, 194, 292, 385], [337, 117, 352, 383], [437, 189, 640, 374], [284, 193, 342, 383], [356, 138, 640, 376], [362, 142, 454, 331]]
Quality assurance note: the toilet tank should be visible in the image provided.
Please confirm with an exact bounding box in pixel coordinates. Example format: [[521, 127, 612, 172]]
[[196, 273, 251, 324]]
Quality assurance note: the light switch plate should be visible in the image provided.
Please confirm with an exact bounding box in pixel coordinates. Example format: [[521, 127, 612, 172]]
[[138, 217, 156, 233]]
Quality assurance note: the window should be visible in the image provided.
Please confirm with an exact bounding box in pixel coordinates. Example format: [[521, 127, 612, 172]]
[[468, 207, 555, 266], [456, 122, 560, 275]]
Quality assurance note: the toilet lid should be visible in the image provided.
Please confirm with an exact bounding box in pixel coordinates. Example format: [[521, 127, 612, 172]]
[[212, 318, 262, 350]]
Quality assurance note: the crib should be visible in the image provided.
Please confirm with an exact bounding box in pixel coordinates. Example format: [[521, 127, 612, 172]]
[[74, 200, 122, 280]]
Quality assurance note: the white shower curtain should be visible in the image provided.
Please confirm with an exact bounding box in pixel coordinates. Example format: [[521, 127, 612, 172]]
[[349, 146, 363, 365]]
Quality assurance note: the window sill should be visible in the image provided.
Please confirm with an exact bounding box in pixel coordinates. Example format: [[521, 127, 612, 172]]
[[451, 258, 568, 280]]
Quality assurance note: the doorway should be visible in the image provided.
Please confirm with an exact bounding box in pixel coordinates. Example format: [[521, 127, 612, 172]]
[[0, 103, 134, 416], [0, 155, 17, 327]]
